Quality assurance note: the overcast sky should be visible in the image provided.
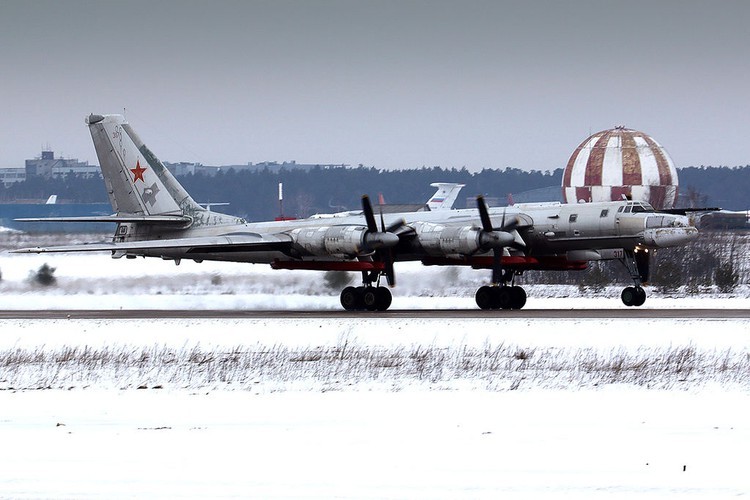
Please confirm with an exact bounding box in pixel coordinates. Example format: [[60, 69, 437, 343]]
[[1, 0, 748, 171]]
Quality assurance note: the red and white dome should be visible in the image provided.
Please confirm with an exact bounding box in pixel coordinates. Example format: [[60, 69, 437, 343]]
[[562, 126, 678, 209]]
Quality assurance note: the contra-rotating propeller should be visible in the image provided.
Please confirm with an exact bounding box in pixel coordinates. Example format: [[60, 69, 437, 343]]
[[476, 195, 524, 284], [361, 195, 404, 286], [360, 195, 399, 251]]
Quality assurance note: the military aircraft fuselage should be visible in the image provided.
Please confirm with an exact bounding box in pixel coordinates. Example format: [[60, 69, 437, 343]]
[[125, 199, 696, 269]]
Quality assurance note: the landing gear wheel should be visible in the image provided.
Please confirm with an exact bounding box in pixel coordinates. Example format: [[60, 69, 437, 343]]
[[510, 286, 527, 310], [362, 288, 379, 311], [495, 287, 513, 310], [375, 287, 392, 311], [340, 286, 361, 311], [621, 287, 635, 306], [476, 285, 527, 310], [633, 286, 646, 306], [476, 286, 495, 310], [621, 286, 646, 307], [340, 286, 392, 311]]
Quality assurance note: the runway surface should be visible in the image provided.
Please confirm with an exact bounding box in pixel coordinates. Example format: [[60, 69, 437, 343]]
[[1, 309, 749, 319]]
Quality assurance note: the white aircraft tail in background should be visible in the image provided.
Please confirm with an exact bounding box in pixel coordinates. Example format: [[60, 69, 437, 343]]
[[427, 182, 465, 210]]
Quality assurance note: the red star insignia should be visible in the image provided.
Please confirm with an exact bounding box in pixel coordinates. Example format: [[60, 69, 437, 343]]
[[130, 160, 147, 183]]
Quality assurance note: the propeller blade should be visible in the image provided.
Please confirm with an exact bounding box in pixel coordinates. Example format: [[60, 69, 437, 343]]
[[384, 250, 396, 287], [361, 195, 378, 233], [502, 217, 519, 231], [491, 249, 503, 284], [509, 229, 527, 250], [476, 195, 493, 232], [386, 219, 407, 234], [380, 209, 397, 286]]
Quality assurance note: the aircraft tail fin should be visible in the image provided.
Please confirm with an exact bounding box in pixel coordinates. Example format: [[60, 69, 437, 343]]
[[427, 183, 466, 210], [86, 114, 238, 226]]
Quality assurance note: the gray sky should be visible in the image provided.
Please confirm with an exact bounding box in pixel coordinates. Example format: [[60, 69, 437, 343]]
[[1, 0, 749, 171]]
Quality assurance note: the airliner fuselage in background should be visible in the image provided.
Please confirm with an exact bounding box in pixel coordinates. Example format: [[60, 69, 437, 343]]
[[15, 114, 698, 311]]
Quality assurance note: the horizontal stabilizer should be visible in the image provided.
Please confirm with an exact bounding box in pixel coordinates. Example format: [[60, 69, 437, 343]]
[[11, 233, 292, 254], [15, 215, 193, 225]]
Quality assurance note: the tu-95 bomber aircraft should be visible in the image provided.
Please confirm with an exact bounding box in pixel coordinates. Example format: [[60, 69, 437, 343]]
[[14, 114, 699, 311]]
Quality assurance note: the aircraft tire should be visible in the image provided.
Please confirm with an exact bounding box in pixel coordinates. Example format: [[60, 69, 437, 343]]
[[475, 286, 495, 310], [621, 286, 639, 307], [510, 286, 527, 309], [496, 287, 513, 310], [633, 286, 647, 306], [340, 286, 361, 310], [375, 287, 392, 311], [362, 288, 379, 311]]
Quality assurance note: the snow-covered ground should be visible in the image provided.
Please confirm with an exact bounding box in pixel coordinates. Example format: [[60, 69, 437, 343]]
[[1, 249, 749, 498]]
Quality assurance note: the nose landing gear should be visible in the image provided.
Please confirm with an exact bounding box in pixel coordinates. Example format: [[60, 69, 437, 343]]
[[621, 285, 646, 307], [619, 248, 650, 307]]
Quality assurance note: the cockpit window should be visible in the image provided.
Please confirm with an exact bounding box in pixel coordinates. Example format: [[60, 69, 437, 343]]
[[628, 202, 655, 214], [624, 206, 632, 213]]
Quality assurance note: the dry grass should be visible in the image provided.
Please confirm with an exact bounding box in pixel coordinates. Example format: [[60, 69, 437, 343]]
[[1, 342, 748, 392]]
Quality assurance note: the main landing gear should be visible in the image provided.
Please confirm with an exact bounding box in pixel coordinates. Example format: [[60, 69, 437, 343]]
[[475, 268, 527, 310], [340, 271, 392, 311], [475, 284, 527, 310], [619, 248, 649, 307], [340, 285, 392, 311]]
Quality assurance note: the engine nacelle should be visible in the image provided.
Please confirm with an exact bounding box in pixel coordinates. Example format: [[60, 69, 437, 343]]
[[412, 222, 483, 256], [290, 225, 371, 257]]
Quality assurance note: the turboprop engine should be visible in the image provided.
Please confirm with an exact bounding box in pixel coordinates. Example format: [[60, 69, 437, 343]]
[[411, 222, 516, 257], [290, 225, 398, 257]]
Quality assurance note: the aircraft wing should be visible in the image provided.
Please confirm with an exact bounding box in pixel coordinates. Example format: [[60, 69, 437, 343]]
[[14, 215, 193, 225], [11, 232, 293, 254]]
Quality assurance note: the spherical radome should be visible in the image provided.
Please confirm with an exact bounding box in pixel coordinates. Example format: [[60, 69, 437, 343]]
[[562, 126, 678, 209]]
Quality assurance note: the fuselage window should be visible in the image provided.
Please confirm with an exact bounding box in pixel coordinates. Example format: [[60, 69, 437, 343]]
[[600, 209, 609, 218], [569, 214, 578, 223]]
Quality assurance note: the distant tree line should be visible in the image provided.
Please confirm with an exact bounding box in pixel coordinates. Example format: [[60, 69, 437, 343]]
[[1, 164, 749, 220], [677, 165, 750, 210]]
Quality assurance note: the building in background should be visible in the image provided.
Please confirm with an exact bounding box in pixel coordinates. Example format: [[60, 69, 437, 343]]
[[0, 167, 26, 185], [25, 149, 99, 179]]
